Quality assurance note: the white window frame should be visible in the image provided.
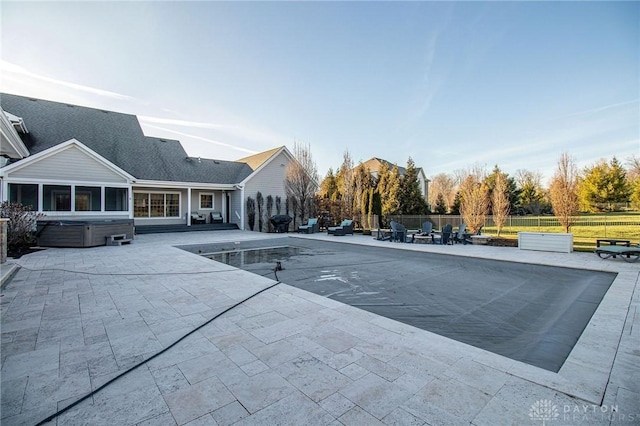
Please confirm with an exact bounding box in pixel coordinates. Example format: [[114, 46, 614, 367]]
[[133, 191, 181, 218], [199, 192, 214, 210]]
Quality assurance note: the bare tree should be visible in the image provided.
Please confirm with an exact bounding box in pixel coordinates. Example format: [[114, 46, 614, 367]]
[[492, 172, 510, 236], [284, 141, 319, 227], [429, 173, 456, 212], [549, 152, 579, 233], [626, 155, 640, 181], [459, 174, 489, 234]]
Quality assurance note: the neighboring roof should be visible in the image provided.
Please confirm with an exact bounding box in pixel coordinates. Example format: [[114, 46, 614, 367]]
[[361, 157, 407, 175], [237, 146, 283, 171], [1, 107, 30, 159], [0, 94, 253, 184]]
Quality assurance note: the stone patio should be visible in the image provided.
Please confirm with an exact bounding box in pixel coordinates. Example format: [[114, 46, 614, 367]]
[[1, 230, 638, 425]]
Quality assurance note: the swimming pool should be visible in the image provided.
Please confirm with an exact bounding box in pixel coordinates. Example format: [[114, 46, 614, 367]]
[[179, 237, 617, 372]]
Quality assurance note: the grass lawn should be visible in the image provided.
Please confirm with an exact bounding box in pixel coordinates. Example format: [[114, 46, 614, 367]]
[[479, 213, 640, 252]]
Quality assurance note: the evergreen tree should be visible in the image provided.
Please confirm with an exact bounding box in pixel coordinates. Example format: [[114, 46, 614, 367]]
[[399, 157, 428, 214], [434, 193, 447, 214], [382, 165, 401, 216], [579, 157, 632, 212]]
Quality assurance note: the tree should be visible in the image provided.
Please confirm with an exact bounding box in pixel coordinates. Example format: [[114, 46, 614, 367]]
[[429, 173, 456, 213], [485, 165, 519, 213], [549, 153, 579, 233], [399, 157, 428, 215], [628, 155, 640, 210], [434, 193, 447, 214], [492, 172, 510, 236], [380, 165, 401, 216], [285, 141, 319, 227], [319, 168, 339, 201], [515, 169, 545, 214], [459, 174, 489, 234], [246, 197, 256, 231], [336, 151, 354, 220], [256, 191, 264, 232], [266, 195, 274, 232], [275, 195, 282, 215], [579, 157, 632, 212]]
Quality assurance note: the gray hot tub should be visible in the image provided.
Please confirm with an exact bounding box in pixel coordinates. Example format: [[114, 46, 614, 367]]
[[36, 219, 134, 248]]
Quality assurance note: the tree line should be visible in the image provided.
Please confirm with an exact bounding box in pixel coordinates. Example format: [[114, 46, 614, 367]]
[[256, 143, 639, 234]]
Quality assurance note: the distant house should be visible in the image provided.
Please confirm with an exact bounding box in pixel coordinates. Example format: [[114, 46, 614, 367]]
[[360, 157, 429, 203], [0, 93, 296, 231]]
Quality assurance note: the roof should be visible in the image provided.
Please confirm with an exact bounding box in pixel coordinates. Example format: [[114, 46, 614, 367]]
[[361, 157, 407, 175], [0, 94, 254, 184], [237, 146, 283, 171]]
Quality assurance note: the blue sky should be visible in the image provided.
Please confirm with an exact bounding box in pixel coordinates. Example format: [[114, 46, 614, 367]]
[[1, 1, 638, 185]]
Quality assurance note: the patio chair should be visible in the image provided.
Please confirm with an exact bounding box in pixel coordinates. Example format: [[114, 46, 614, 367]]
[[420, 221, 433, 235], [433, 224, 453, 245], [328, 219, 354, 236], [390, 221, 410, 243], [595, 244, 640, 263], [298, 218, 319, 234], [210, 211, 223, 224], [190, 212, 206, 224], [452, 223, 468, 244]]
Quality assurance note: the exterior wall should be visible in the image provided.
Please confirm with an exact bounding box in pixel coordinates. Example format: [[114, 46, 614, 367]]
[[229, 190, 243, 227], [242, 151, 290, 231], [9, 145, 128, 183], [190, 190, 224, 222]]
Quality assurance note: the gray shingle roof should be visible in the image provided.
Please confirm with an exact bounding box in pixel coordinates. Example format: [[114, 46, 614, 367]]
[[1, 93, 253, 184]]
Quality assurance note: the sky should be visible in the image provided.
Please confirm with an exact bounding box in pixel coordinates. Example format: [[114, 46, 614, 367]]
[[1, 1, 638, 186]]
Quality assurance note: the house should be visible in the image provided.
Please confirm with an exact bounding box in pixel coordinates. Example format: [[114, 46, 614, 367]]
[[0, 93, 296, 232], [360, 157, 429, 203]]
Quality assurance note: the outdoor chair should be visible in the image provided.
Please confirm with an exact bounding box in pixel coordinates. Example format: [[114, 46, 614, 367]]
[[595, 243, 640, 263], [452, 223, 468, 244], [328, 219, 354, 236], [298, 218, 319, 234], [433, 224, 453, 245], [390, 220, 411, 243], [210, 211, 223, 224], [420, 221, 433, 235], [190, 212, 206, 224]]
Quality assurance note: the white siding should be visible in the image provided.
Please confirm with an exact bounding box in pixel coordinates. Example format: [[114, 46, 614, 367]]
[[243, 151, 289, 231], [10, 146, 128, 183]]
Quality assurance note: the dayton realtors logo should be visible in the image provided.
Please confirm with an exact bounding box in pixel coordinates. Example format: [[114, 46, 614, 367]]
[[529, 400, 559, 425], [528, 400, 637, 423]]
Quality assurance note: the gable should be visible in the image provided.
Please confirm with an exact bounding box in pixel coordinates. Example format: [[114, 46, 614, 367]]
[[6, 142, 130, 183]]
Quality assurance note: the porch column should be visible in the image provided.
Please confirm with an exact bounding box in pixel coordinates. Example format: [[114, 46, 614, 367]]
[[221, 191, 227, 223], [187, 187, 192, 226]]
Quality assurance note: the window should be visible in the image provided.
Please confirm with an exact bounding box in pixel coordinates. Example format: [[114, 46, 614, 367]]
[[9, 184, 38, 210], [75, 186, 101, 211], [200, 193, 213, 209], [105, 187, 128, 211], [134, 192, 180, 218], [134, 193, 149, 217], [43, 185, 71, 211]]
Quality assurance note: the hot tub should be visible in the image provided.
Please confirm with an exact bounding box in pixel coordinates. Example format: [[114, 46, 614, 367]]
[[36, 219, 134, 248]]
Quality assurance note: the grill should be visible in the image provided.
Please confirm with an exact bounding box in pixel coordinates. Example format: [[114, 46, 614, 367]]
[[270, 215, 292, 233]]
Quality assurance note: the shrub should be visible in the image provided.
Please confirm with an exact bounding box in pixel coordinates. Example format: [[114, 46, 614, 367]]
[[0, 201, 43, 254]]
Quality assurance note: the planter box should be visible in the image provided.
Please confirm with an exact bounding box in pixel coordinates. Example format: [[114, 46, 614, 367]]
[[518, 232, 573, 253]]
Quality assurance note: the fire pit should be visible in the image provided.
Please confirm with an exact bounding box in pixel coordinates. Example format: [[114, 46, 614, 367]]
[[270, 215, 292, 233]]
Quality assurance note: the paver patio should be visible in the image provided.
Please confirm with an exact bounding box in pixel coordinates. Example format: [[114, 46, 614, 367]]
[[1, 230, 638, 425]]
